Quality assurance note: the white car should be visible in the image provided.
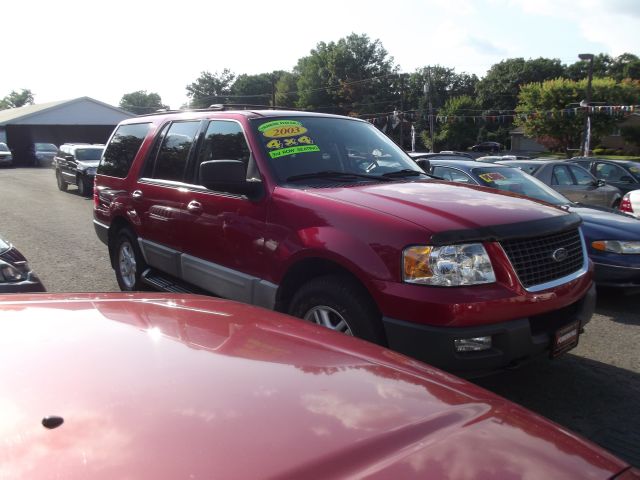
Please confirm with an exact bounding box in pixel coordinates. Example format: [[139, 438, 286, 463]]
[[620, 189, 640, 218]]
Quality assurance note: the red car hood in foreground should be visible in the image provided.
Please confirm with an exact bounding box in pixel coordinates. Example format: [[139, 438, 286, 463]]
[[0, 293, 629, 479]]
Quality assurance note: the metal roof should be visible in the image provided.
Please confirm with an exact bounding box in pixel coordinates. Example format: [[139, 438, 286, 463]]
[[0, 96, 134, 126]]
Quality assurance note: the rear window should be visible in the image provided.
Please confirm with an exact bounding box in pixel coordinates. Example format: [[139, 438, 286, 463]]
[[98, 123, 150, 178], [75, 147, 104, 161]]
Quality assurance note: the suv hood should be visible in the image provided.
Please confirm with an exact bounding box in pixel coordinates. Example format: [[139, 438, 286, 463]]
[[0, 293, 626, 480], [77, 160, 100, 168], [308, 180, 568, 235]]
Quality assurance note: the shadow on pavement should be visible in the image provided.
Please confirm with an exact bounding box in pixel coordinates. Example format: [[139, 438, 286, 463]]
[[595, 288, 640, 325], [474, 354, 640, 467]]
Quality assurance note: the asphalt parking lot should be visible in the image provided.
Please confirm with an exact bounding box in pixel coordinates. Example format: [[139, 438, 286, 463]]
[[1, 167, 639, 467]]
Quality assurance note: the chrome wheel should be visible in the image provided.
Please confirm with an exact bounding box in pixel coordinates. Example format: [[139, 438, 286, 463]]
[[118, 241, 137, 290], [303, 305, 353, 335]]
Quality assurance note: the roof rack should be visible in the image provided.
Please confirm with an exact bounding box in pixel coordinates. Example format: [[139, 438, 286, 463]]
[[137, 103, 301, 117]]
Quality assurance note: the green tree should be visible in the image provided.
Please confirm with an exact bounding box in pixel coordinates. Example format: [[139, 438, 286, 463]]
[[119, 90, 168, 114], [429, 95, 481, 151], [0, 89, 35, 109], [565, 53, 640, 82], [275, 72, 299, 107], [295, 33, 397, 115], [515, 77, 640, 155], [186, 69, 236, 108], [476, 57, 565, 110], [230, 71, 288, 106]]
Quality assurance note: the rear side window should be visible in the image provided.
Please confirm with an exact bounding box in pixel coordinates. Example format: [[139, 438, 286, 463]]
[[98, 123, 150, 178], [152, 121, 201, 182], [568, 165, 595, 185]]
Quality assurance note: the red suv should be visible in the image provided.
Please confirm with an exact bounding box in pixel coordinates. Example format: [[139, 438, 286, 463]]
[[94, 108, 595, 375]]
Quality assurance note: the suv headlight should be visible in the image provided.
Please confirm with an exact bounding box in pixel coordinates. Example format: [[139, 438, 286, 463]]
[[592, 240, 640, 254], [403, 243, 496, 286], [0, 260, 26, 282]]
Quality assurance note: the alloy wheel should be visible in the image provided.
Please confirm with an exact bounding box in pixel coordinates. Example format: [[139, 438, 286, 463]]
[[303, 305, 353, 335]]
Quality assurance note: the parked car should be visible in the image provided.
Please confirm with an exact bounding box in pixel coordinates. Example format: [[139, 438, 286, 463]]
[[29, 142, 58, 167], [470, 141, 503, 152], [568, 157, 640, 195], [54, 143, 105, 196], [94, 109, 595, 376], [498, 159, 622, 208], [476, 155, 517, 163], [0, 142, 13, 167], [620, 189, 640, 218], [428, 159, 640, 291], [0, 292, 636, 479], [0, 235, 45, 292]]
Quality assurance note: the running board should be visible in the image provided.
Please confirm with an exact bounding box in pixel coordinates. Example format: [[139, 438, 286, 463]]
[[141, 269, 201, 294]]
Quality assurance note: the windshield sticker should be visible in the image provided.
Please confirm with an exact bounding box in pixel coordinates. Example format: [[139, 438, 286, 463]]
[[269, 145, 320, 159], [479, 172, 507, 183], [259, 120, 308, 138]]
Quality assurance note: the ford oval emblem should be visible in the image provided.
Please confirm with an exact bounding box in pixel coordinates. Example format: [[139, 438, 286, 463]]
[[552, 248, 569, 262]]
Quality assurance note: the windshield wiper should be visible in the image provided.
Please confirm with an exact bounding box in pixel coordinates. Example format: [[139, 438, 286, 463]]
[[286, 170, 393, 182], [382, 169, 433, 178]]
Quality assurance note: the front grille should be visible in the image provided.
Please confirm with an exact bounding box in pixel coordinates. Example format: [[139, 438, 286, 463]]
[[501, 228, 584, 289], [0, 247, 26, 264]]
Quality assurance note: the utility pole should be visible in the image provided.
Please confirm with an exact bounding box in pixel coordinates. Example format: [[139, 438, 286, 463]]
[[270, 74, 276, 107], [579, 53, 594, 156], [399, 73, 405, 149], [424, 67, 435, 152]]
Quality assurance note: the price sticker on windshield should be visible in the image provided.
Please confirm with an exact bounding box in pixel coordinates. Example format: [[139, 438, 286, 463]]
[[259, 120, 308, 139], [478, 172, 506, 183]]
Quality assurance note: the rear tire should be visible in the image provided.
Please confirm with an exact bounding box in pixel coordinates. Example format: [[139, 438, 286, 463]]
[[288, 275, 385, 345], [77, 176, 91, 197], [113, 228, 148, 291], [56, 170, 68, 191]]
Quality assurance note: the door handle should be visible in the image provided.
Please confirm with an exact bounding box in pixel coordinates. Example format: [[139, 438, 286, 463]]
[[187, 200, 203, 214], [132, 190, 143, 200]]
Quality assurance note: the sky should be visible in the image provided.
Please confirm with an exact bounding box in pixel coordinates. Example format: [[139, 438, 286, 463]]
[[2, 0, 639, 111]]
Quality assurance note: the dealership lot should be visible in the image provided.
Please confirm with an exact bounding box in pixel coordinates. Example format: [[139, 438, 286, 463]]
[[1, 167, 639, 466]]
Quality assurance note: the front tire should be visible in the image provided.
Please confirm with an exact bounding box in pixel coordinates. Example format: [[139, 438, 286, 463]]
[[56, 170, 68, 191], [77, 176, 91, 197], [113, 228, 147, 291], [288, 275, 385, 345]]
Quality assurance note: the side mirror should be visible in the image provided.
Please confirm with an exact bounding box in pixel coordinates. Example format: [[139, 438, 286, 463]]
[[596, 179, 606, 187], [415, 158, 431, 172], [199, 160, 263, 199]]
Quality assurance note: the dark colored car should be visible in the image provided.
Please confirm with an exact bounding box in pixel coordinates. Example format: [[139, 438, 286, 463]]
[[29, 142, 58, 167], [0, 292, 637, 479], [499, 159, 622, 209], [428, 159, 640, 291], [94, 109, 595, 376], [470, 141, 503, 152], [0, 235, 45, 292], [0, 142, 13, 167], [54, 143, 105, 196], [569, 157, 640, 195]]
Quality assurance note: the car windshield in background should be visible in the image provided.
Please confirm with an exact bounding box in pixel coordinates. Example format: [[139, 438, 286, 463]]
[[0, 143, 9, 152], [472, 166, 568, 206], [35, 143, 57, 152], [76, 148, 104, 161], [251, 116, 423, 184]]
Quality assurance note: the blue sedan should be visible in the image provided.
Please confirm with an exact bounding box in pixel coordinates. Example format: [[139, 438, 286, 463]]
[[425, 158, 640, 292]]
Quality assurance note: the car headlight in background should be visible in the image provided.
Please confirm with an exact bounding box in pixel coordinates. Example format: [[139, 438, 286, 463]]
[[0, 260, 26, 282], [403, 243, 496, 286], [592, 240, 640, 254]]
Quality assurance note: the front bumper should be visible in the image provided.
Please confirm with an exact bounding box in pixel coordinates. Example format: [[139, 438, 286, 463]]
[[593, 261, 640, 289], [0, 275, 46, 293], [382, 283, 596, 377]]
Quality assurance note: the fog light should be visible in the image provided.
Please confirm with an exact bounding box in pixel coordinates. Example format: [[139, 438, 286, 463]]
[[454, 336, 492, 352]]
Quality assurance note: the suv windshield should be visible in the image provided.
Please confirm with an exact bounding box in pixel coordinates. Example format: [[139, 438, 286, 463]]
[[75, 147, 104, 161], [251, 116, 423, 184], [472, 166, 568, 206], [35, 143, 57, 152]]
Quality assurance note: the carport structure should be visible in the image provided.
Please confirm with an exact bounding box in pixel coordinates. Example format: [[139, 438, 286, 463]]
[[0, 97, 135, 165]]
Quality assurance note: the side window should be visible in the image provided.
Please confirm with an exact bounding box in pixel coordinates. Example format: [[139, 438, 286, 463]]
[[552, 165, 573, 186], [152, 121, 201, 182], [595, 163, 627, 182], [195, 121, 251, 184], [569, 165, 595, 185], [432, 166, 450, 180], [99, 123, 151, 178]]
